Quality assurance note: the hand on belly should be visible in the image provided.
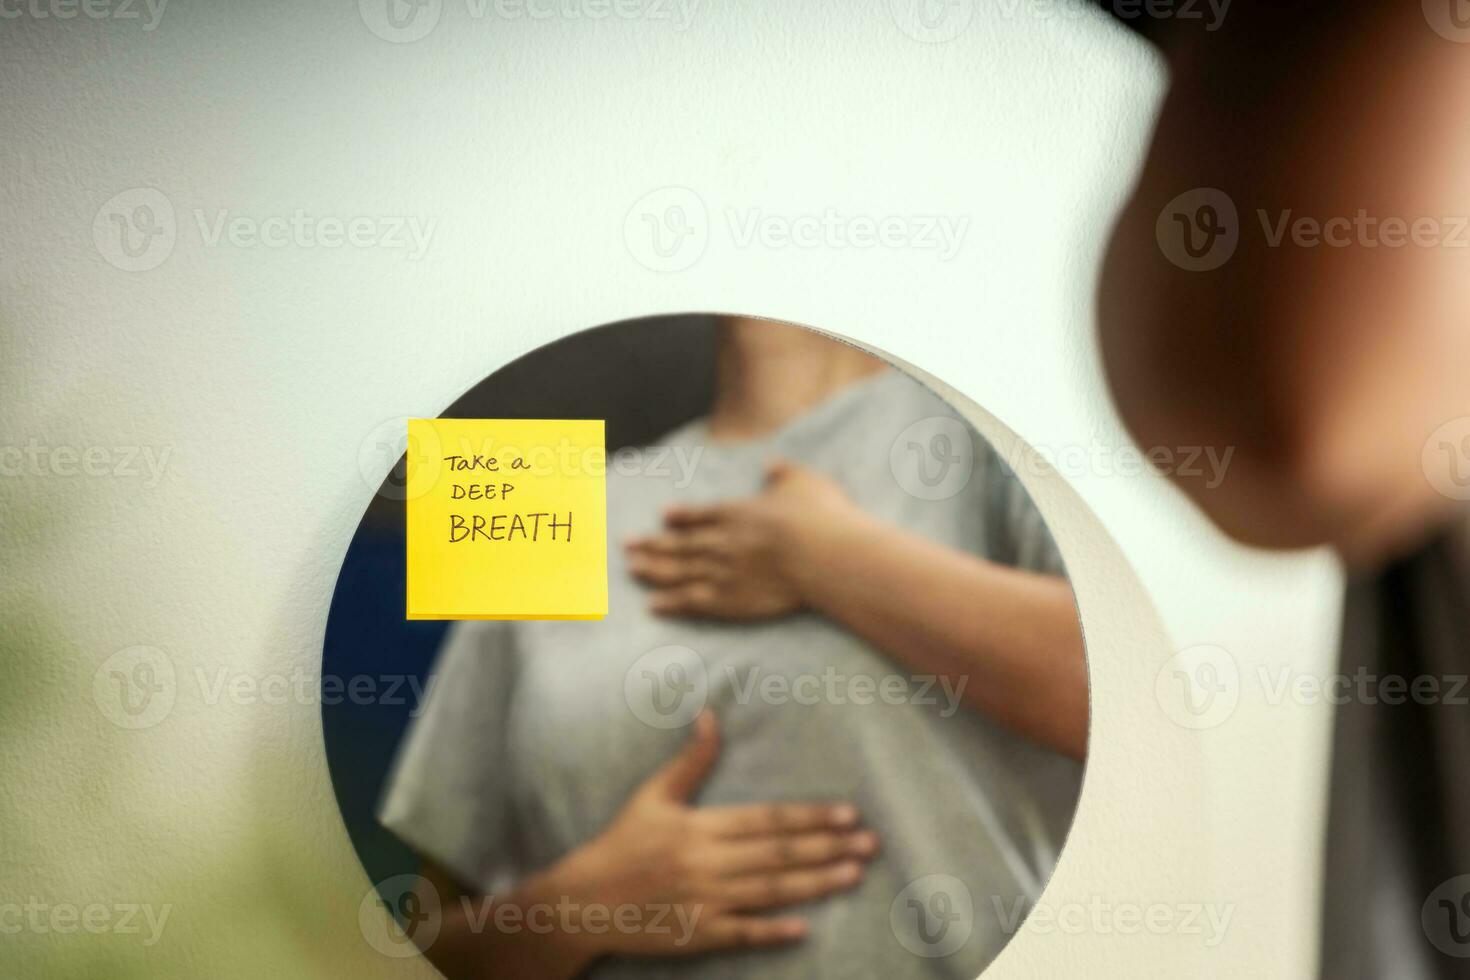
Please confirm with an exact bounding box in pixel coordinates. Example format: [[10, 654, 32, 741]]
[[541, 711, 879, 962]]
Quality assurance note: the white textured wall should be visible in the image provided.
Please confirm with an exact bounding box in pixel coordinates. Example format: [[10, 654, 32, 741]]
[[0, 2, 1342, 977]]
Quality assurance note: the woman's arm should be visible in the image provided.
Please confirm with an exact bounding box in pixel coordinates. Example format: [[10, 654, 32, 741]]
[[791, 502, 1086, 759], [626, 462, 1088, 759], [397, 712, 879, 979], [406, 862, 600, 980]]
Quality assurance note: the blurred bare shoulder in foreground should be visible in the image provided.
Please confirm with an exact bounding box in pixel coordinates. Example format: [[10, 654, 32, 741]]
[[1099, 4, 1470, 563]]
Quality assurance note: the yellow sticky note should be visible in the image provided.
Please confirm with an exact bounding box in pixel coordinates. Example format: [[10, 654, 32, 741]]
[[404, 418, 607, 620]]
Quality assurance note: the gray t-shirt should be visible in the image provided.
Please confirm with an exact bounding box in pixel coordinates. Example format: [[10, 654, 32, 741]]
[[380, 369, 1082, 979], [1323, 517, 1470, 980]]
